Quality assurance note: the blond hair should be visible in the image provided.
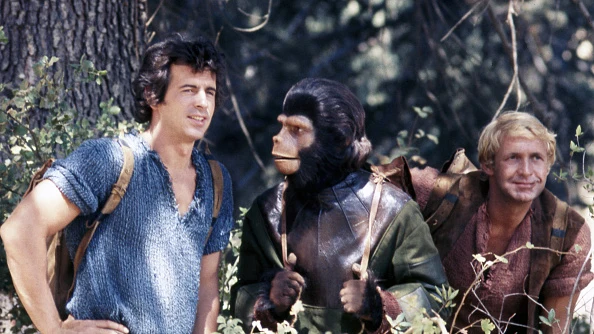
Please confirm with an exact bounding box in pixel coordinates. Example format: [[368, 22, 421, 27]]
[[478, 112, 557, 168]]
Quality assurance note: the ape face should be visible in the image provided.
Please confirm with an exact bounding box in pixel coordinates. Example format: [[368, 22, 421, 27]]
[[272, 114, 315, 176], [272, 78, 372, 193]]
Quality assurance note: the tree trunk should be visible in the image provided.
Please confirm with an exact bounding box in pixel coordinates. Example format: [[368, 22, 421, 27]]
[[0, 0, 147, 120]]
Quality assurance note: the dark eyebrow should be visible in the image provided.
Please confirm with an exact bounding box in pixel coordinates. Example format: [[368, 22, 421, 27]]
[[178, 84, 217, 92], [285, 116, 313, 130]]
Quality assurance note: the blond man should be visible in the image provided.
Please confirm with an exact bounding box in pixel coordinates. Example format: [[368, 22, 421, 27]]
[[411, 112, 592, 333]]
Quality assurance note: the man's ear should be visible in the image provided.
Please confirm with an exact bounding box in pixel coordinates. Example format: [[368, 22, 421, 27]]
[[481, 162, 494, 176], [145, 86, 158, 107]]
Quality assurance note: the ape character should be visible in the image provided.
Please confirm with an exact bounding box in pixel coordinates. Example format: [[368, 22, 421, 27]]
[[231, 78, 449, 333]]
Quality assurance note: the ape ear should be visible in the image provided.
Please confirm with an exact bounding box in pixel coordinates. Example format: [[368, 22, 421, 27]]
[[349, 137, 372, 169]]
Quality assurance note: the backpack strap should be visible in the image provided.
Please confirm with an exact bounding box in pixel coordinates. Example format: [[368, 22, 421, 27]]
[[69, 138, 134, 296], [202, 144, 225, 248], [550, 197, 569, 265], [526, 191, 570, 329], [424, 175, 463, 233], [358, 173, 385, 280], [25, 159, 55, 196], [207, 160, 224, 220], [203, 144, 224, 220]]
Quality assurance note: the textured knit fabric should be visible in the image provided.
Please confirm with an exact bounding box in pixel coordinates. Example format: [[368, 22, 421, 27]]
[[411, 166, 593, 333], [442, 203, 531, 332], [44, 131, 234, 333]]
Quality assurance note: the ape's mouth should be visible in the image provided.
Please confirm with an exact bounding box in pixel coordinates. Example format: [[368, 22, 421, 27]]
[[273, 154, 298, 161]]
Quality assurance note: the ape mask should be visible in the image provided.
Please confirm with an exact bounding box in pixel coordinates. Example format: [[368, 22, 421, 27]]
[[271, 78, 372, 193]]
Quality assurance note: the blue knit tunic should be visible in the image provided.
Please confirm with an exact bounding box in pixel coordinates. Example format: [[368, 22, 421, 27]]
[[44, 131, 234, 333]]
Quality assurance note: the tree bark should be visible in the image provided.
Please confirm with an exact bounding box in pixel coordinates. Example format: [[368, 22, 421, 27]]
[[0, 0, 147, 120]]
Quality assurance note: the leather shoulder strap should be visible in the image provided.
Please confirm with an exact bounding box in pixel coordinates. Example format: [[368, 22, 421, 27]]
[[526, 191, 569, 328], [69, 139, 134, 295], [203, 144, 224, 219], [100, 139, 135, 214], [25, 159, 55, 196], [370, 156, 416, 199], [202, 144, 224, 249], [424, 174, 463, 231], [426, 171, 487, 260], [550, 197, 569, 264], [359, 173, 385, 280], [208, 160, 224, 219]]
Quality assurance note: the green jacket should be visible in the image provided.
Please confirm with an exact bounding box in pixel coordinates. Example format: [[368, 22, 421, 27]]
[[231, 170, 449, 333]]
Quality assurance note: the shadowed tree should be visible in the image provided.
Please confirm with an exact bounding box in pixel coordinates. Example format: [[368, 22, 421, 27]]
[[0, 0, 148, 120]]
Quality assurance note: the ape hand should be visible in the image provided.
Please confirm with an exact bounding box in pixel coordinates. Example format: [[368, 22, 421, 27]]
[[340, 264, 370, 318], [269, 253, 305, 315], [340, 263, 382, 325], [340, 279, 368, 317]]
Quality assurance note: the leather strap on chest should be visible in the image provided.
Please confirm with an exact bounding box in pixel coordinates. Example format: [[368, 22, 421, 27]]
[[280, 173, 386, 282], [202, 144, 225, 246]]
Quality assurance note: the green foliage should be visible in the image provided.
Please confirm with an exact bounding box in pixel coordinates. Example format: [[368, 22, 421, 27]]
[[0, 53, 137, 331], [556, 125, 594, 219], [386, 314, 411, 333], [480, 319, 496, 334], [572, 315, 592, 334], [539, 308, 558, 328], [0, 55, 136, 221], [216, 315, 244, 334], [432, 284, 458, 310], [0, 26, 7, 44], [218, 210, 244, 317], [375, 105, 439, 165], [71, 54, 108, 86], [386, 310, 449, 334]]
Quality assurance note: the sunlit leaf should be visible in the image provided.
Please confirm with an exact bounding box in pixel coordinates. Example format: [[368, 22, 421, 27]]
[[481, 319, 495, 334], [473, 254, 486, 263], [494, 254, 508, 264]]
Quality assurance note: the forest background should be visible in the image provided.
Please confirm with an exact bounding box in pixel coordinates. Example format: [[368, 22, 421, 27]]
[[1, 0, 594, 332]]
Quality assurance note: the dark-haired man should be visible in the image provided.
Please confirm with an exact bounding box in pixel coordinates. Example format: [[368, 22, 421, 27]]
[[1, 34, 234, 333], [231, 78, 449, 333]]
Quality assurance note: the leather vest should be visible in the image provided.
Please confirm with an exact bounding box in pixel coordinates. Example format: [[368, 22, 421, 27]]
[[256, 170, 411, 308], [425, 170, 581, 332]]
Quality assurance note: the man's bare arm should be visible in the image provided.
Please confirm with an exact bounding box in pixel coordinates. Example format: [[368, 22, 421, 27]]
[[0, 180, 128, 334], [541, 295, 577, 334], [193, 251, 222, 334]]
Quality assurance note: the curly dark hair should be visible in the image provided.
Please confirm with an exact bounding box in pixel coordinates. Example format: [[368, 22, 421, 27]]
[[132, 33, 227, 123]]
